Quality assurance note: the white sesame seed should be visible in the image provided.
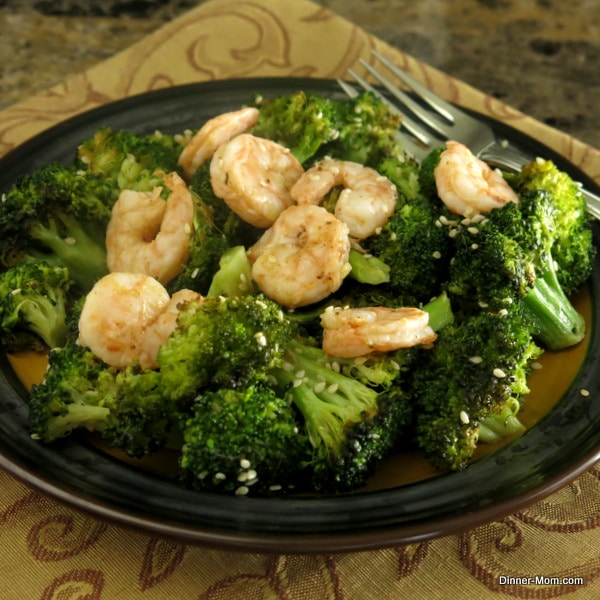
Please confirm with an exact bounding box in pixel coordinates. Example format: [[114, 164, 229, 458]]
[[459, 410, 470, 424], [432, 251, 442, 259], [235, 486, 249, 496], [295, 370, 305, 379], [469, 356, 483, 364], [246, 469, 257, 481], [580, 389, 590, 397], [254, 331, 267, 347], [64, 237, 76, 246], [471, 243, 479, 250], [215, 472, 226, 480], [240, 458, 251, 469], [269, 485, 282, 492], [327, 384, 339, 393], [467, 226, 479, 235], [493, 368, 507, 378], [191, 267, 199, 279], [531, 362, 543, 370], [292, 379, 303, 388], [313, 381, 326, 393]]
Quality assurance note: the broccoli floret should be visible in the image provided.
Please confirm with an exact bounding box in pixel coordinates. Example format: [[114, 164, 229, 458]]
[[179, 379, 309, 495], [28, 341, 179, 457], [510, 158, 596, 294], [0, 163, 113, 291], [271, 339, 413, 493], [76, 127, 184, 190], [412, 305, 543, 471], [328, 92, 403, 168], [251, 90, 342, 164], [0, 261, 71, 352], [157, 294, 295, 401], [446, 188, 587, 350], [362, 157, 452, 305], [251, 90, 403, 168], [417, 147, 444, 200]]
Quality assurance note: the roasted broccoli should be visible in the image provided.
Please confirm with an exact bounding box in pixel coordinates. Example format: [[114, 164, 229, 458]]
[[179, 379, 309, 495], [0, 261, 72, 352], [28, 342, 176, 457], [251, 90, 403, 167], [446, 187, 587, 350], [412, 304, 543, 471], [251, 90, 342, 164], [509, 158, 595, 295], [157, 293, 295, 402], [0, 163, 114, 291], [75, 126, 184, 191], [362, 157, 452, 305], [270, 338, 410, 493]]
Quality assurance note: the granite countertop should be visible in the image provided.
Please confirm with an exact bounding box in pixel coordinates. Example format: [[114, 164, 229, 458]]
[[0, 0, 599, 149]]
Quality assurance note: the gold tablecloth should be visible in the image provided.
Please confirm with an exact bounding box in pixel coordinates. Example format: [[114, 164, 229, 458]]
[[1, 1, 599, 598]]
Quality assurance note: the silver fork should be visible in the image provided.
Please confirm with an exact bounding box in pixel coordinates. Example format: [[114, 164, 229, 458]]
[[338, 49, 600, 220]]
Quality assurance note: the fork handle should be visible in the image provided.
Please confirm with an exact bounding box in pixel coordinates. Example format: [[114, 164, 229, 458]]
[[479, 143, 600, 220]]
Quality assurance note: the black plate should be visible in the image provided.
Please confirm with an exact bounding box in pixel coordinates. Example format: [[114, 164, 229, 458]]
[[1, 78, 599, 553]]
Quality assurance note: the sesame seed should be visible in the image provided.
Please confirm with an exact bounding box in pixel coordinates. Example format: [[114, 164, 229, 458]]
[[269, 485, 282, 492], [493, 368, 507, 378], [246, 469, 257, 481], [11, 288, 21, 296], [469, 356, 483, 364], [390, 360, 401, 371], [531, 361, 543, 370], [184, 223, 192, 235], [498, 308, 508, 316], [467, 226, 479, 235], [191, 267, 199, 279], [327, 384, 339, 393], [461, 217, 472, 226], [235, 486, 249, 496], [390, 231, 398, 240], [240, 458, 251, 469], [295, 370, 306, 379], [292, 379, 303, 388], [459, 410, 470, 424], [314, 381, 326, 393], [254, 331, 267, 346], [432, 251, 442, 259], [580, 389, 590, 397], [471, 243, 479, 250], [448, 228, 458, 238], [215, 472, 226, 480], [64, 237, 76, 246]]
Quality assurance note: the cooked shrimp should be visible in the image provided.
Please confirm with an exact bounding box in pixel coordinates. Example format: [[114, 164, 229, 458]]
[[210, 133, 304, 228], [106, 171, 194, 286], [78, 273, 201, 369], [178, 106, 259, 180], [320, 305, 437, 358], [434, 141, 519, 216], [290, 159, 397, 239], [247, 204, 351, 308]]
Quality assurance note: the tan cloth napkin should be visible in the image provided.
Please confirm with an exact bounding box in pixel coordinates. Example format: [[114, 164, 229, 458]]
[[1, 1, 599, 598]]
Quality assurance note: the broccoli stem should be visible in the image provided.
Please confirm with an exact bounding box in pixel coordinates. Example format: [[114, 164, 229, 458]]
[[478, 399, 526, 443], [522, 261, 585, 350], [30, 215, 108, 291], [347, 249, 391, 285], [422, 291, 454, 332], [19, 296, 68, 349]]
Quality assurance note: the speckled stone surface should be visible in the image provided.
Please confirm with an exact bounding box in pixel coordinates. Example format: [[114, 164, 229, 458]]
[[1, 0, 599, 148]]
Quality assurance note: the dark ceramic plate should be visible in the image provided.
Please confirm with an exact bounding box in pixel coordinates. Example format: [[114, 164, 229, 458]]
[[1, 78, 599, 553]]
